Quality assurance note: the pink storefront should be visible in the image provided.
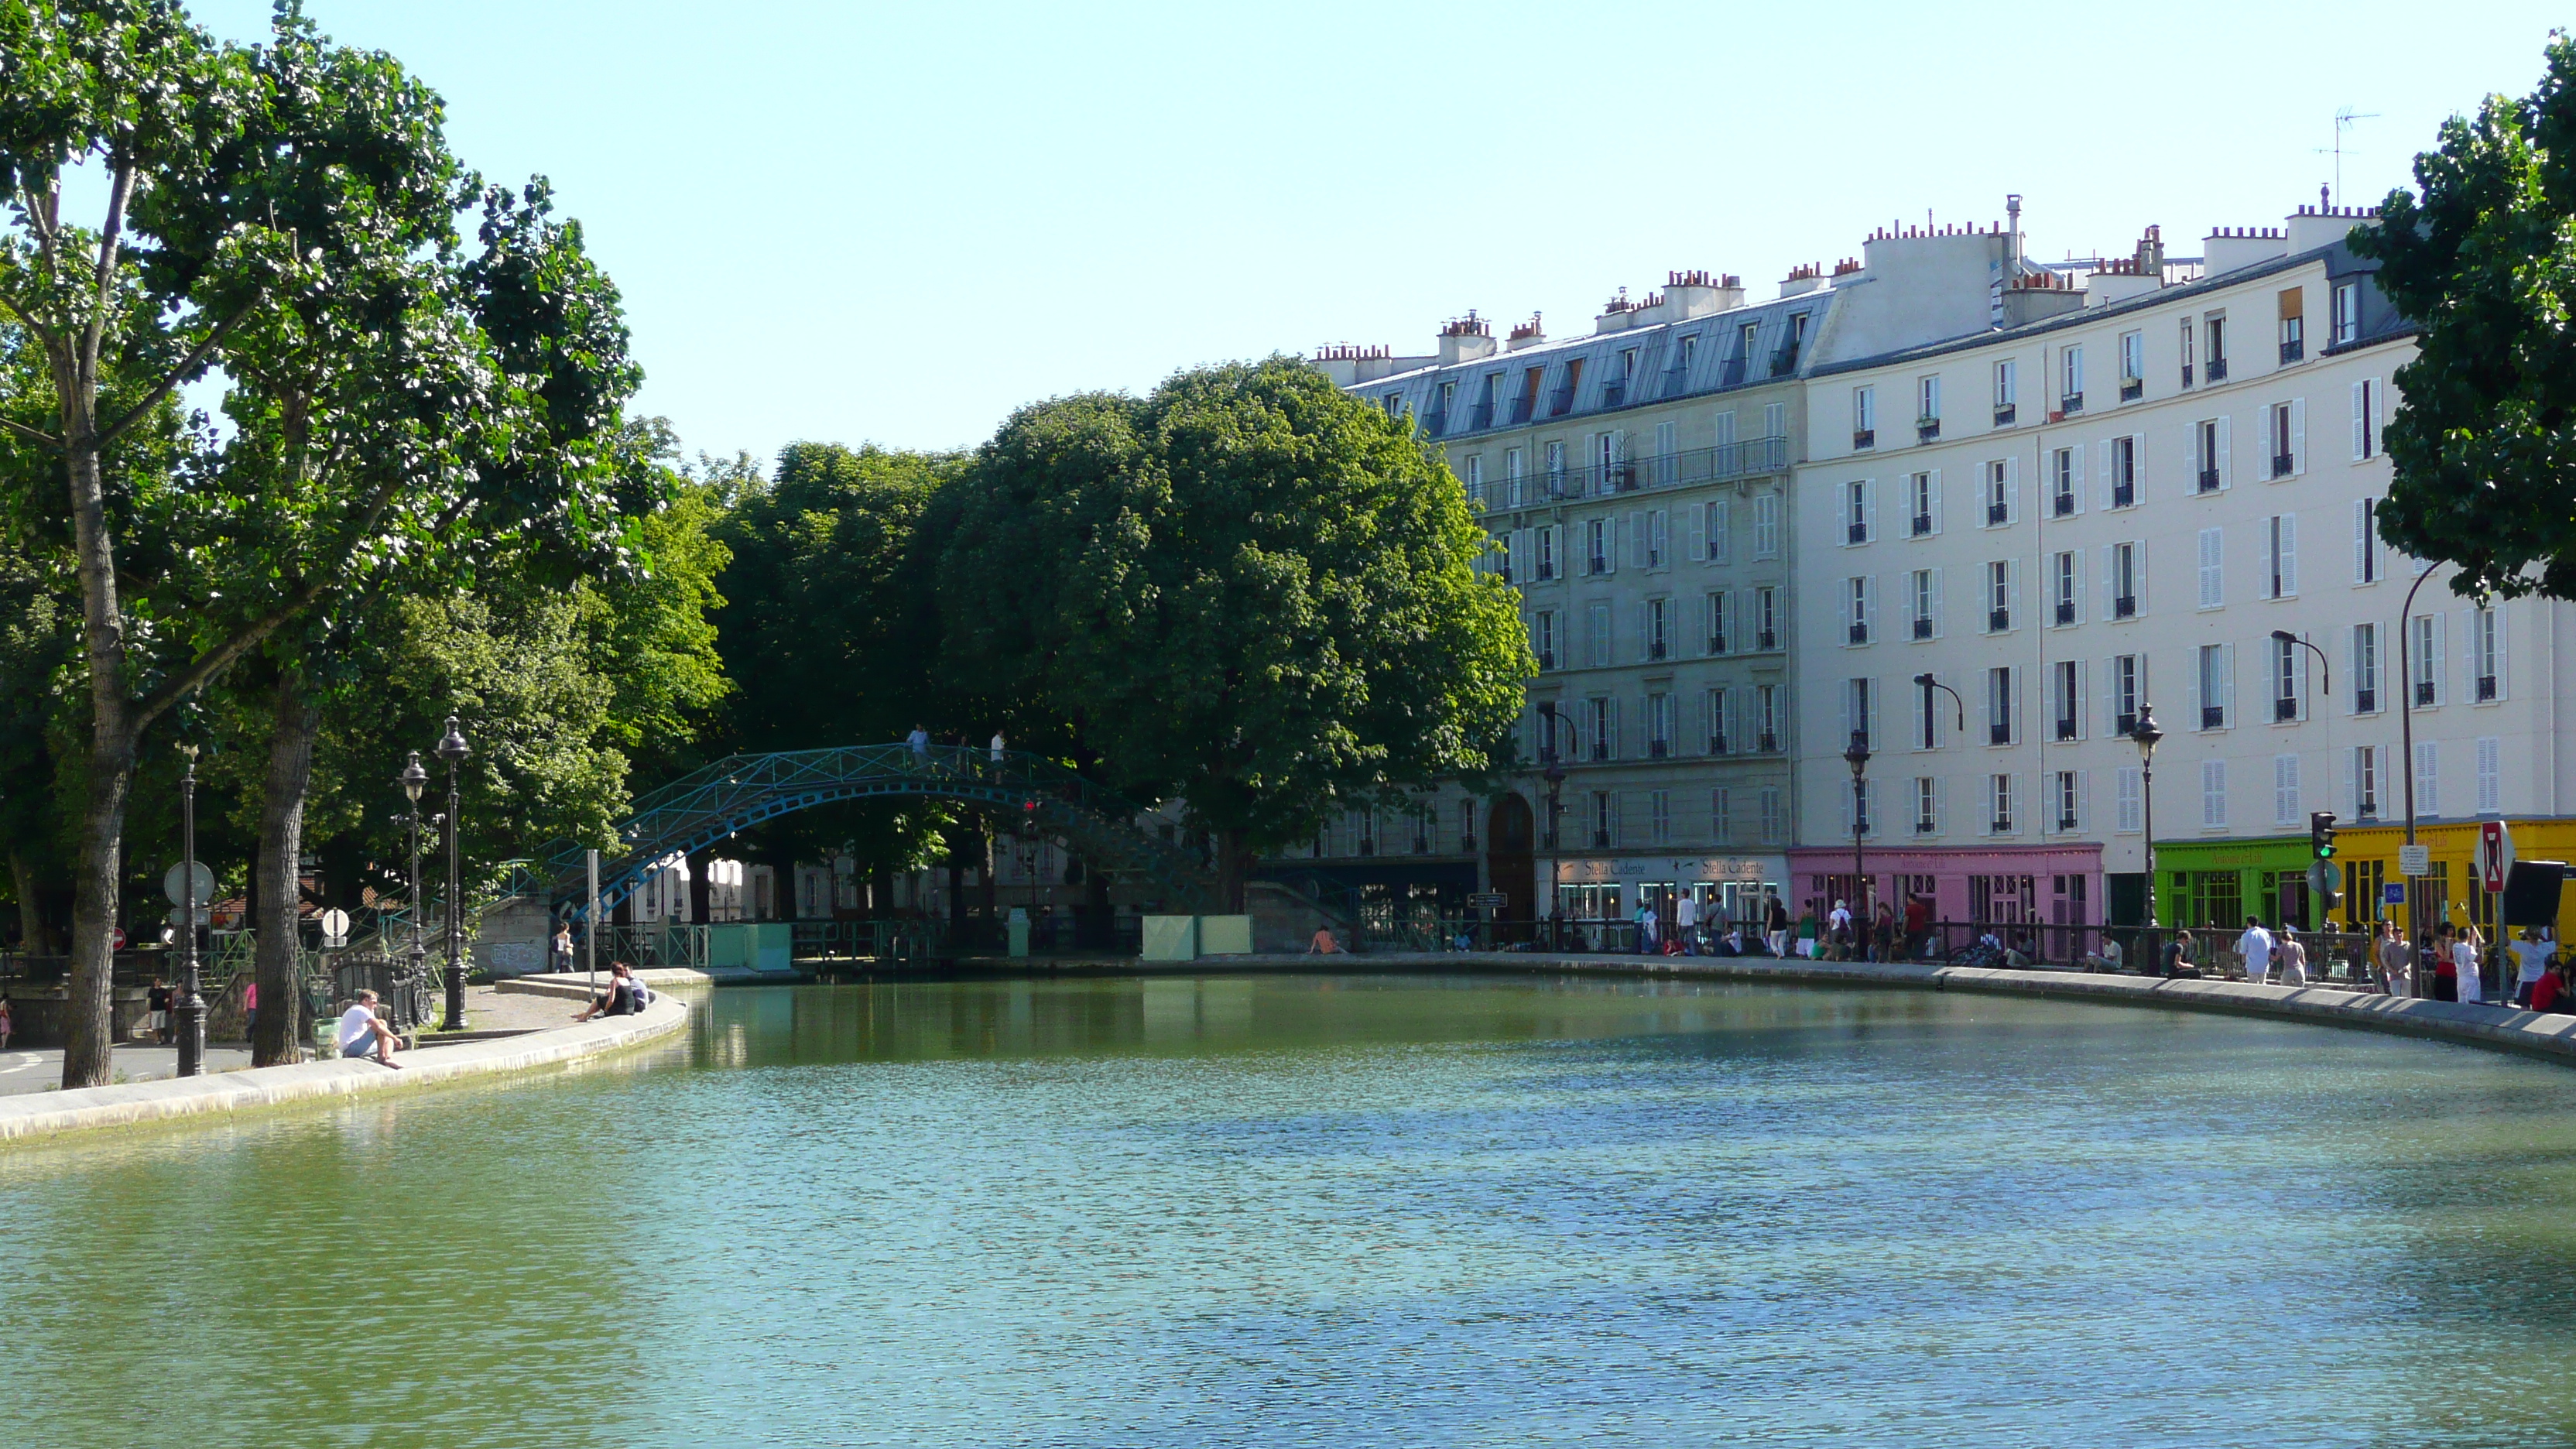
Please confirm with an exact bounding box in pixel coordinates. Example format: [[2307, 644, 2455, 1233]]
[[1783, 842, 2103, 933]]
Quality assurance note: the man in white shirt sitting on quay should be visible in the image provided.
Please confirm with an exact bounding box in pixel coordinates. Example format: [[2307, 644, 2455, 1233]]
[[2237, 916, 2276, 986], [336, 990, 403, 1069]]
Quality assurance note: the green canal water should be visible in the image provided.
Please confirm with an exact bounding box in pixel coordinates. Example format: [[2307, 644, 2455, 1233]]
[[9, 973, 2576, 1447]]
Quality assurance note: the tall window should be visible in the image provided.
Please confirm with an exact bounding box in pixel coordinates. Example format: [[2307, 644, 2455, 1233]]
[[2353, 622, 2379, 712], [2204, 313, 2228, 379], [1915, 777, 1938, 833], [1646, 597, 1668, 659], [2474, 608, 2501, 701], [1987, 560, 2012, 632], [1993, 358, 2017, 420], [1753, 493, 1780, 557], [2196, 419, 2222, 492], [1506, 446, 1525, 509], [2277, 287, 2305, 363], [1535, 524, 1557, 581], [1466, 454, 1485, 506], [2053, 659, 2078, 739], [1852, 386, 1876, 447], [2269, 402, 2298, 478], [2110, 435, 2137, 507], [2113, 654, 2141, 734], [1756, 587, 1779, 649], [1846, 576, 1870, 645], [2273, 754, 2302, 825], [2118, 329, 2143, 389], [1708, 688, 1732, 753], [2055, 770, 2080, 831], [1757, 683, 1780, 750], [2052, 550, 2076, 626], [2266, 514, 2297, 599], [1533, 610, 1557, 668], [1647, 692, 1672, 756], [2273, 633, 2301, 721], [2354, 497, 2379, 584], [1706, 591, 1730, 654], [1848, 677, 1874, 750], [2355, 745, 2380, 820], [1910, 471, 1936, 536], [1917, 374, 1941, 429], [2060, 344, 2084, 406], [2179, 315, 2196, 386], [1985, 459, 2010, 526], [1705, 499, 1732, 563], [1846, 479, 1870, 544], [1990, 774, 2015, 833], [2112, 541, 2139, 618], [2198, 643, 2227, 729], [1910, 569, 1934, 641], [2354, 379, 2381, 460], [2332, 279, 2361, 346], [2051, 447, 2075, 516], [1987, 666, 2013, 745], [2412, 614, 2441, 706]]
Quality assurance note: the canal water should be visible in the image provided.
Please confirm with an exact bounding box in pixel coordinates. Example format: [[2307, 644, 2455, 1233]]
[[8, 973, 2576, 1447]]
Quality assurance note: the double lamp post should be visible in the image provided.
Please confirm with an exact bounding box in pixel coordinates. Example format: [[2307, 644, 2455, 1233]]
[[396, 716, 471, 1034]]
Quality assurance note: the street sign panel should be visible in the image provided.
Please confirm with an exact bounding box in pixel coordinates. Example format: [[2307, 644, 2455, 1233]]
[[163, 860, 214, 906], [1467, 892, 1509, 909], [2382, 882, 2406, 906], [165, 906, 207, 930], [2400, 844, 2432, 878], [2479, 820, 2516, 893], [318, 907, 351, 946]]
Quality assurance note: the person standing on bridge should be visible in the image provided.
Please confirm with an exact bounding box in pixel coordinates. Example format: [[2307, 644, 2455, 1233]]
[[907, 724, 930, 770], [990, 731, 1005, 773]]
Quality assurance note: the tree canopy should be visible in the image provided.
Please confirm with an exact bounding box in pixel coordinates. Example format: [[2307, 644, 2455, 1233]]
[[937, 357, 1530, 904], [2355, 33, 2576, 599]]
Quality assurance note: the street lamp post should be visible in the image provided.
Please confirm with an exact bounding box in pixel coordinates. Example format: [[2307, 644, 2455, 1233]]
[[2129, 704, 2165, 931], [435, 717, 469, 1033], [1843, 728, 1871, 940], [399, 752, 429, 1020], [174, 743, 205, 1077]]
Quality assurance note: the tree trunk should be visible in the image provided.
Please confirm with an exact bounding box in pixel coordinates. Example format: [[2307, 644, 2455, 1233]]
[[1215, 827, 1251, 915], [252, 670, 322, 1066], [61, 408, 137, 1090], [10, 850, 51, 954]]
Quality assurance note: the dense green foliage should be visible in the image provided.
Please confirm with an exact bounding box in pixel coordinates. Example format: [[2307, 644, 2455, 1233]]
[[937, 357, 1530, 900], [2357, 35, 2576, 599]]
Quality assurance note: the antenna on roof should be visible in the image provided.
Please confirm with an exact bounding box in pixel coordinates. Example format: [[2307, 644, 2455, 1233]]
[[2317, 107, 2379, 207]]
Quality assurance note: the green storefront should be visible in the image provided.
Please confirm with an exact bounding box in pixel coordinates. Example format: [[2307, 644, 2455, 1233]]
[[2150, 835, 2327, 931]]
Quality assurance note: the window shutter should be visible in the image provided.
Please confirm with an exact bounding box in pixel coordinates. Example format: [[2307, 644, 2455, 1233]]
[[1837, 581, 1851, 640], [1866, 679, 1881, 750], [1606, 697, 1622, 759], [2079, 770, 2092, 831], [1932, 775, 1946, 832], [2098, 545, 2113, 619], [2067, 443, 2085, 498], [1687, 503, 1706, 562], [2216, 414, 2232, 488], [2097, 440, 2114, 511], [2278, 513, 2297, 596], [1863, 479, 1877, 540], [1605, 516, 1620, 575], [2343, 748, 2358, 818], [2078, 659, 2091, 738], [2009, 557, 2022, 616], [2351, 382, 2368, 460], [2190, 649, 2204, 722], [2352, 499, 2371, 584], [2134, 540, 2148, 613], [1652, 510, 1669, 567], [1927, 567, 1943, 637], [1840, 679, 1853, 745], [2289, 398, 2307, 474], [1711, 501, 1732, 563], [2430, 615, 2445, 703], [1927, 469, 1943, 533], [2494, 605, 2509, 700], [2222, 642, 2238, 722], [2004, 456, 2019, 520], [1628, 511, 1647, 570]]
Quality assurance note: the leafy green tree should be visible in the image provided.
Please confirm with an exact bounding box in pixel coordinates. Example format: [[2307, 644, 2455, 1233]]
[[0, 5, 647, 1080], [938, 357, 1530, 907], [2354, 34, 2576, 600]]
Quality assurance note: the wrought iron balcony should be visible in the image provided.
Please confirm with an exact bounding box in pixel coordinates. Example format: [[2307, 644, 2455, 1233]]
[[1848, 521, 1869, 544], [2272, 452, 2295, 478], [2478, 675, 2499, 701], [1995, 404, 2018, 426], [1507, 397, 1533, 424], [1848, 623, 1869, 645], [2280, 339, 2304, 365], [1916, 818, 1937, 834], [2060, 392, 2084, 415], [2275, 696, 2298, 721], [2197, 468, 2221, 493], [2201, 705, 2226, 729], [1649, 739, 1668, 758], [1989, 724, 2012, 745], [1756, 629, 1777, 652], [1913, 512, 1934, 536], [2415, 680, 2437, 707], [2054, 492, 2074, 518], [1987, 502, 2009, 526], [2208, 357, 2228, 382], [2056, 718, 2078, 741], [1600, 379, 1628, 408], [1708, 733, 1728, 755], [2054, 601, 2074, 625], [1854, 428, 1875, 450], [1769, 342, 1800, 376], [1547, 385, 1577, 416], [2115, 711, 2137, 735], [2355, 687, 2376, 712], [2119, 378, 2143, 402], [1707, 634, 1728, 655], [2057, 813, 2078, 831], [1660, 365, 1690, 399], [1989, 608, 2010, 632], [2114, 595, 2136, 619], [2112, 482, 2136, 508], [1757, 731, 1779, 752], [1913, 617, 1932, 640], [1470, 401, 1495, 430], [1992, 817, 2013, 833], [2181, 363, 2194, 388], [1917, 418, 1942, 443]]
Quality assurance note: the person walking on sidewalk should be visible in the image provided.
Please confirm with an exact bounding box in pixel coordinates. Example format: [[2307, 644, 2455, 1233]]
[[2275, 924, 2308, 987], [2236, 917, 2276, 985], [1766, 892, 1790, 957], [2376, 921, 2413, 997]]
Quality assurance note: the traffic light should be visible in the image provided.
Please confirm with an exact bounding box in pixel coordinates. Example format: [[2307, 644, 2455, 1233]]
[[2309, 810, 2338, 861]]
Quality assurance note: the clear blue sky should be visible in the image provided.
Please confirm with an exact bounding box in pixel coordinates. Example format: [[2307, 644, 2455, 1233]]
[[192, 0, 2569, 468]]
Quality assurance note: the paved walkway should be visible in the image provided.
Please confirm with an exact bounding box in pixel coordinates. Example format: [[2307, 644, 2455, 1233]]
[[0, 984, 594, 1097]]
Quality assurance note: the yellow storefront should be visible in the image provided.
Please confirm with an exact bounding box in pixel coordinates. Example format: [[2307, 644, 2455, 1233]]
[[2334, 819, 2576, 943]]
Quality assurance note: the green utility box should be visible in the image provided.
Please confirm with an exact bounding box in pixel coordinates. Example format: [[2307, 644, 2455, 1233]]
[[1197, 915, 1254, 956]]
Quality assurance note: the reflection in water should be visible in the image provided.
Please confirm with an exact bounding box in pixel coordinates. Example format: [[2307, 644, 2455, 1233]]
[[7, 974, 2576, 1447]]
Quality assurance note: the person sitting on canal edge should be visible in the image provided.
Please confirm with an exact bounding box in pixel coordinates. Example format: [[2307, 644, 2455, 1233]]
[[574, 962, 651, 1022], [336, 989, 402, 1068], [2161, 930, 2200, 979], [2534, 958, 2567, 1015], [0, 993, 13, 1050], [1307, 927, 1341, 955]]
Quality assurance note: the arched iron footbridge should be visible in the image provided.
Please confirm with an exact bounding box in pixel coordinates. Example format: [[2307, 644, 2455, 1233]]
[[532, 744, 1219, 920]]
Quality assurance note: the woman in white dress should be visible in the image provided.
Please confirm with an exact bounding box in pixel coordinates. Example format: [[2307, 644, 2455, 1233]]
[[2455, 925, 2487, 1005]]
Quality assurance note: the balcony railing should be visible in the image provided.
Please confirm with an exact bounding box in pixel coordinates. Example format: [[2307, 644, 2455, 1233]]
[[1913, 617, 1932, 640], [1591, 739, 1611, 761], [2112, 481, 2136, 508], [1757, 732, 1779, 752], [1757, 629, 1778, 651], [2280, 339, 2304, 365], [1707, 634, 1728, 655], [2415, 680, 2437, 707], [1535, 560, 1557, 581], [1769, 342, 1800, 376], [1503, 436, 1793, 502], [1992, 817, 2013, 832], [1986, 502, 2009, 526], [1912, 512, 1934, 536], [2053, 492, 2074, 517], [2055, 718, 2077, 742], [1989, 723, 2012, 745], [2054, 601, 2075, 625], [1854, 428, 1875, 450], [2057, 813, 2078, 831], [1591, 830, 1611, 848], [1848, 623, 1869, 645], [2119, 378, 2143, 402], [2115, 711, 2137, 735], [1916, 817, 1937, 834], [1470, 401, 1495, 430], [2060, 392, 2085, 415], [1547, 385, 1577, 416], [2197, 468, 2221, 493], [2202, 705, 2226, 729], [1994, 403, 2017, 426], [2272, 452, 2295, 478], [1536, 649, 1555, 670], [2182, 363, 2195, 388], [1708, 734, 1728, 755], [2275, 696, 2298, 721], [1720, 357, 1748, 387], [1646, 641, 1667, 660], [1600, 379, 1628, 408], [2355, 687, 2376, 712], [1848, 521, 1869, 544], [2208, 357, 2228, 382], [2113, 594, 2136, 619], [1587, 553, 1608, 575], [1648, 739, 1668, 758], [1989, 608, 2010, 632], [1917, 418, 1942, 443], [1507, 396, 1534, 424], [1661, 366, 1691, 399], [2478, 675, 2499, 701]]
